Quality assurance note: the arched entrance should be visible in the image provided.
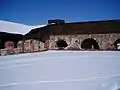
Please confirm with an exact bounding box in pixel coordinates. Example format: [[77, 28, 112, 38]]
[[81, 38, 99, 50], [56, 39, 68, 49], [114, 39, 120, 50]]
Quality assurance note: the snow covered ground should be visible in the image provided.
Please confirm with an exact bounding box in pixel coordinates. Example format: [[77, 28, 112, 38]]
[[0, 50, 120, 90]]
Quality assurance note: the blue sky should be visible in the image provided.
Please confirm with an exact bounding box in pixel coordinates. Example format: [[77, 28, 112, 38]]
[[0, 0, 120, 25]]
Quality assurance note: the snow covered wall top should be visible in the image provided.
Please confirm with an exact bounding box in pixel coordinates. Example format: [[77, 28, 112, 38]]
[[0, 20, 46, 35]]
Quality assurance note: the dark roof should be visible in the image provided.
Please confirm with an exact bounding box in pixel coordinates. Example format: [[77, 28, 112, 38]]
[[25, 20, 120, 40]]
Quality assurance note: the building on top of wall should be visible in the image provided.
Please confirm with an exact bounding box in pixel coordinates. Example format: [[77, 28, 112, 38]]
[[25, 19, 120, 51]]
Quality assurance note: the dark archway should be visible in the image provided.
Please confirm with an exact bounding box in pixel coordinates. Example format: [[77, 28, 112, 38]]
[[81, 38, 99, 50], [56, 39, 68, 49], [114, 39, 120, 50]]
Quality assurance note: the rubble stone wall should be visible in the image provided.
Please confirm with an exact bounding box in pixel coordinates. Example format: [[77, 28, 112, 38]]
[[49, 33, 120, 50], [24, 39, 38, 52], [1, 33, 120, 56], [17, 41, 24, 53], [0, 39, 47, 56]]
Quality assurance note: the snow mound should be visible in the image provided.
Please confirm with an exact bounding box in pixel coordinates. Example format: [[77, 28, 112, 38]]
[[0, 20, 46, 35]]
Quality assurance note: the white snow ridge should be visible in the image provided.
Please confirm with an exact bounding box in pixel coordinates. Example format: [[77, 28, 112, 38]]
[[0, 50, 120, 90], [0, 20, 46, 34]]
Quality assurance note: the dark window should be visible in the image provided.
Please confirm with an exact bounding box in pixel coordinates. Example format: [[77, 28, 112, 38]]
[[81, 38, 99, 50]]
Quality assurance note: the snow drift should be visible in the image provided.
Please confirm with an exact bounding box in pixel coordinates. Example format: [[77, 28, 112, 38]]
[[0, 20, 46, 35]]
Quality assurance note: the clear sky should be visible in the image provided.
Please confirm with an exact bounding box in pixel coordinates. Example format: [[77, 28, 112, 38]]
[[0, 0, 120, 25]]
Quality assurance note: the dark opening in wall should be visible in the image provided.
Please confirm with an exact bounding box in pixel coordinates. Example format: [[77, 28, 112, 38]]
[[114, 39, 120, 50], [56, 39, 68, 49], [81, 38, 99, 50], [0, 40, 2, 49], [0, 40, 5, 49]]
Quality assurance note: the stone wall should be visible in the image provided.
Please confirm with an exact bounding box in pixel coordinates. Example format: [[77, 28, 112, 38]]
[[24, 39, 47, 52], [24, 39, 39, 52], [0, 39, 47, 56], [1, 33, 120, 56], [49, 33, 120, 50], [17, 41, 24, 53]]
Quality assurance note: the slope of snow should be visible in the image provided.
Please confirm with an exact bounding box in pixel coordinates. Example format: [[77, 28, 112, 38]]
[[0, 20, 46, 35], [0, 51, 120, 90]]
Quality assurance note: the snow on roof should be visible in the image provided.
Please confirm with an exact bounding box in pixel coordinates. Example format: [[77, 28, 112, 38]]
[[0, 20, 46, 35]]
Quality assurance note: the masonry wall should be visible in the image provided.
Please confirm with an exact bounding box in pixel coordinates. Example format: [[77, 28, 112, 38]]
[[49, 33, 120, 50], [1, 33, 120, 56], [0, 39, 47, 56]]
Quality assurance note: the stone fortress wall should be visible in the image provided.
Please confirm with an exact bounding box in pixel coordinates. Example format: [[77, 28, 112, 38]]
[[49, 33, 120, 50], [0, 33, 120, 56], [0, 39, 46, 56]]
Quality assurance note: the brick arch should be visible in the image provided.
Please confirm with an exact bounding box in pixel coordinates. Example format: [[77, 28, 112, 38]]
[[81, 38, 99, 50]]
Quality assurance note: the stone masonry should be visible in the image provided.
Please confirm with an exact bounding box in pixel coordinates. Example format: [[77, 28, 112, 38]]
[[49, 33, 120, 50]]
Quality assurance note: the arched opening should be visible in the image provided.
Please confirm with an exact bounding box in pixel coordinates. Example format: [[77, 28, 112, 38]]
[[114, 39, 120, 50], [56, 39, 68, 49], [81, 38, 99, 50]]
